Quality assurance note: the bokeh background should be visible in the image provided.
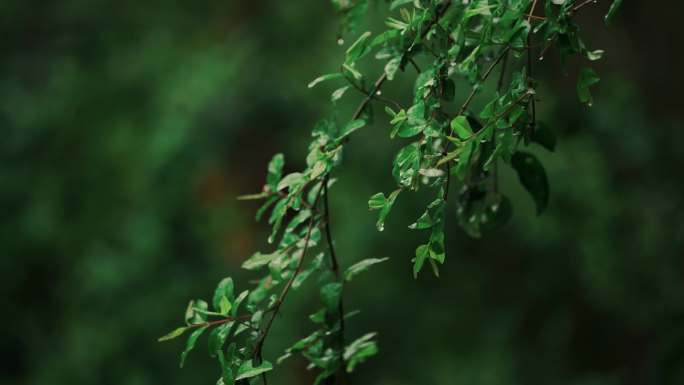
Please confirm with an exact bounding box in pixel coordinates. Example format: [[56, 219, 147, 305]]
[[2, 1, 683, 384]]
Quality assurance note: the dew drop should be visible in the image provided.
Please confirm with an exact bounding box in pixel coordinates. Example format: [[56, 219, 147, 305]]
[[375, 90, 382, 96], [337, 38, 344, 46], [539, 56, 544, 61]]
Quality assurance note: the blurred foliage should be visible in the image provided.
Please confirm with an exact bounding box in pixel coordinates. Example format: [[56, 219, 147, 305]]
[[1, 1, 683, 385]]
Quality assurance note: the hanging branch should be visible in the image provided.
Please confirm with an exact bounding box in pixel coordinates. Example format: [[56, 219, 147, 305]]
[[160, 1, 620, 384]]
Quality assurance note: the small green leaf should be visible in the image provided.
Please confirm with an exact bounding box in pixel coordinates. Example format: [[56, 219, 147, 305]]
[[180, 326, 208, 368], [266, 153, 284, 191], [242, 251, 279, 270], [397, 123, 424, 138], [344, 333, 379, 372], [217, 350, 234, 383], [384, 56, 402, 81], [577, 67, 600, 105], [309, 308, 326, 324], [605, 0, 623, 24], [331, 86, 350, 102], [392, 143, 420, 187], [236, 192, 269, 201], [308, 73, 343, 88], [413, 244, 429, 278], [511, 151, 549, 215], [389, 0, 413, 10], [368, 193, 387, 210], [368, 189, 401, 231], [277, 172, 306, 192], [344, 257, 389, 282], [337, 119, 366, 141], [212, 277, 234, 311], [218, 296, 232, 315], [320, 282, 342, 311], [231, 290, 249, 317], [158, 327, 188, 342], [407, 101, 426, 125], [450, 116, 473, 140], [208, 322, 234, 357], [235, 360, 273, 381], [346, 31, 372, 64]]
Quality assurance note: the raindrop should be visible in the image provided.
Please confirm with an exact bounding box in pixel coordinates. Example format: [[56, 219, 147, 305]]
[[337, 38, 344, 46], [375, 90, 382, 96]]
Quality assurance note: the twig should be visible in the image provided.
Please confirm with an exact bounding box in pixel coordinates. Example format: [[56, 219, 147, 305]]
[[253, 187, 324, 360]]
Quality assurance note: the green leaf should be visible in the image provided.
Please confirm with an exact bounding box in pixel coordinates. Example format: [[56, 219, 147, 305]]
[[407, 101, 426, 125], [208, 322, 234, 357], [408, 211, 433, 230], [605, 0, 623, 24], [242, 251, 279, 270], [158, 327, 188, 342], [331, 86, 350, 102], [368, 192, 386, 210], [344, 257, 389, 282], [309, 308, 326, 324], [450, 116, 472, 140], [235, 360, 273, 381], [392, 143, 420, 187], [577, 67, 600, 105], [308, 73, 343, 88], [389, 0, 413, 10], [413, 244, 429, 278], [511, 151, 549, 215], [266, 153, 284, 191], [345, 31, 372, 64], [344, 333, 379, 372], [217, 350, 234, 383], [187, 300, 209, 325], [212, 278, 234, 314], [277, 172, 306, 192], [180, 326, 208, 368], [337, 119, 366, 141], [320, 282, 342, 312], [255, 195, 278, 221], [384, 56, 402, 81], [236, 192, 268, 201], [218, 296, 232, 315], [368, 189, 400, 231], [397, 123, 424, 138], [231, 290, 249, 317]]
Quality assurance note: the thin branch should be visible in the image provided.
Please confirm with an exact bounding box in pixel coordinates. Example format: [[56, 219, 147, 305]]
[[573, 0, 598, 13], [253, 187, 324, 359], [527, 0, 539, 24], [457, 46, 512, 117], [408, 57, 422, 73], [323, 174, 349, 384]]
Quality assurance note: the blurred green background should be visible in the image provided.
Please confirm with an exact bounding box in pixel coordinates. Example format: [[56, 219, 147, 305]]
[[2, 1, 683, 384]]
